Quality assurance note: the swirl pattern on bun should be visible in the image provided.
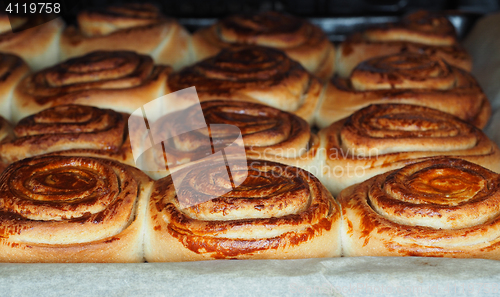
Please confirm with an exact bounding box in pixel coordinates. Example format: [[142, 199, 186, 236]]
[[145, 159, 340, 261], [192, 11, 335, 80], [140, 100, 318, 179], [12, 51, 170, 122], [0, 155, 153, 262], [317, 53, 490, 129], [340, 158, 500, 259], [60, 3, 192, 70], [0, 105, 135, 166], [168, 46, 323, 124], [337, 10, 471, 78], [315, 104, 500, 195]]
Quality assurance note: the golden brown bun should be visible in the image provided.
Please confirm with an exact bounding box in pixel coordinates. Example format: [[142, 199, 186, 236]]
[[0, 53, 30, 120], [339, 157, 500, 259], [138, 100, 319, 179], [317, 53, 490, 129], [0, 105, 136, 167], [168, 46, 324, 124], [192, 11, 335, 80], [145, 158, 340, 261], [60, 3, 192, 70], [0, 15, 63, 71], [12, 50, 171, 123], [337, 10, 471, 78], [0, 155, 153, 262], [316, 104, 500, 195]]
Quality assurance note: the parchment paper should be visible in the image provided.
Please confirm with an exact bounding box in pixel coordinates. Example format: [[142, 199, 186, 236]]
[[2, 13, 500, 297], [1, 257, 500, 297]]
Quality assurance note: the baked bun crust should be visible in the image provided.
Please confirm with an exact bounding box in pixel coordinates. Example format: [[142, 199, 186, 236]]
[[168, 46, 323, 124], [60, 3, 192, 70], [337, 10, 471, 78], [0, 155, 153, 262], [0, 15, 63, 71], [192, 11, 335, 80], [138, 100, 319, 179], [0, 105, 135, 166], [0, 53, 30, 121], [12, 50, 170, 122], [317, 53, 490, 129], [339, 158, 500, 259], [145, 159, 340, 261], [316, 104, 500, 195]]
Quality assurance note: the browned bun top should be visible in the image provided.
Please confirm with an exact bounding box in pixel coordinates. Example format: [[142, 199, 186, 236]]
[[369, 158, 500, 229], [148, 100, 312, 171], [169, 45, 305, 95], [217, 11, 315, 48], [14, 104, 124, 140], [0, 105, 133, 165], [337, 104, 482, 157], [327, 52, 490, 128], [0, 155, 146, 245], [339, 157, 500, 258], [13, 50, 170, 121], [77, 3, 165, 36], [363, 10, 458, 46], [150, 158, 338, 258], [168, 45, 322, 123], [350, 53, 455, 91], [28, 51, 156, 101]]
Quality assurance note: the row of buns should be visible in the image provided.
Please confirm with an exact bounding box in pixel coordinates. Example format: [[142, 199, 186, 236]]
[[0, 47, 490, 131], [2, 152, 500, 262], [0, 101, 498, 192], [0, 5, 471, 78], [0, 4, 497, 262]]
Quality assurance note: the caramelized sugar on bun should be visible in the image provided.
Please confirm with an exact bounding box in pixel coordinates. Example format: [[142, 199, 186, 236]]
[[12, 51, 170, 122], [192, 11, 335, 80], [140, 100, 318, 179], [337, 10, 471, 78], [317, 53, 490, 129], [145, 159, 340, 261], [168, 46, 323, 124], [0, 155, 153, 262], [316, 104, 500, 195], [339, 158, 500, 259], [0, 105, 136, 166]]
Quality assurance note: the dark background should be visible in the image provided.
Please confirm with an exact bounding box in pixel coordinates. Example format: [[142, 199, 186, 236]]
[[65, 0, 499, 18]]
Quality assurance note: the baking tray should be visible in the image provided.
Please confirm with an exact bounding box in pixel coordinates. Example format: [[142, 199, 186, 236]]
[[2, 10, 500, 297]]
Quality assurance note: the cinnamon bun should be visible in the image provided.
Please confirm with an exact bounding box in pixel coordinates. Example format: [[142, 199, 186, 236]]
[[192, 11, 335, 80], [340, 157, 500, 259], [138, 100, 318, 179], [145, 159, 340, 261], [168, 46, 323, 124], [317, 53, 490, 129], [316, 104, 500, 195], [60, 3, 192, 70], [0, 155, 153, 262], [0, 105, 135, 167], [11, 50, 170, 122], [337, 10, 472, 78]]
